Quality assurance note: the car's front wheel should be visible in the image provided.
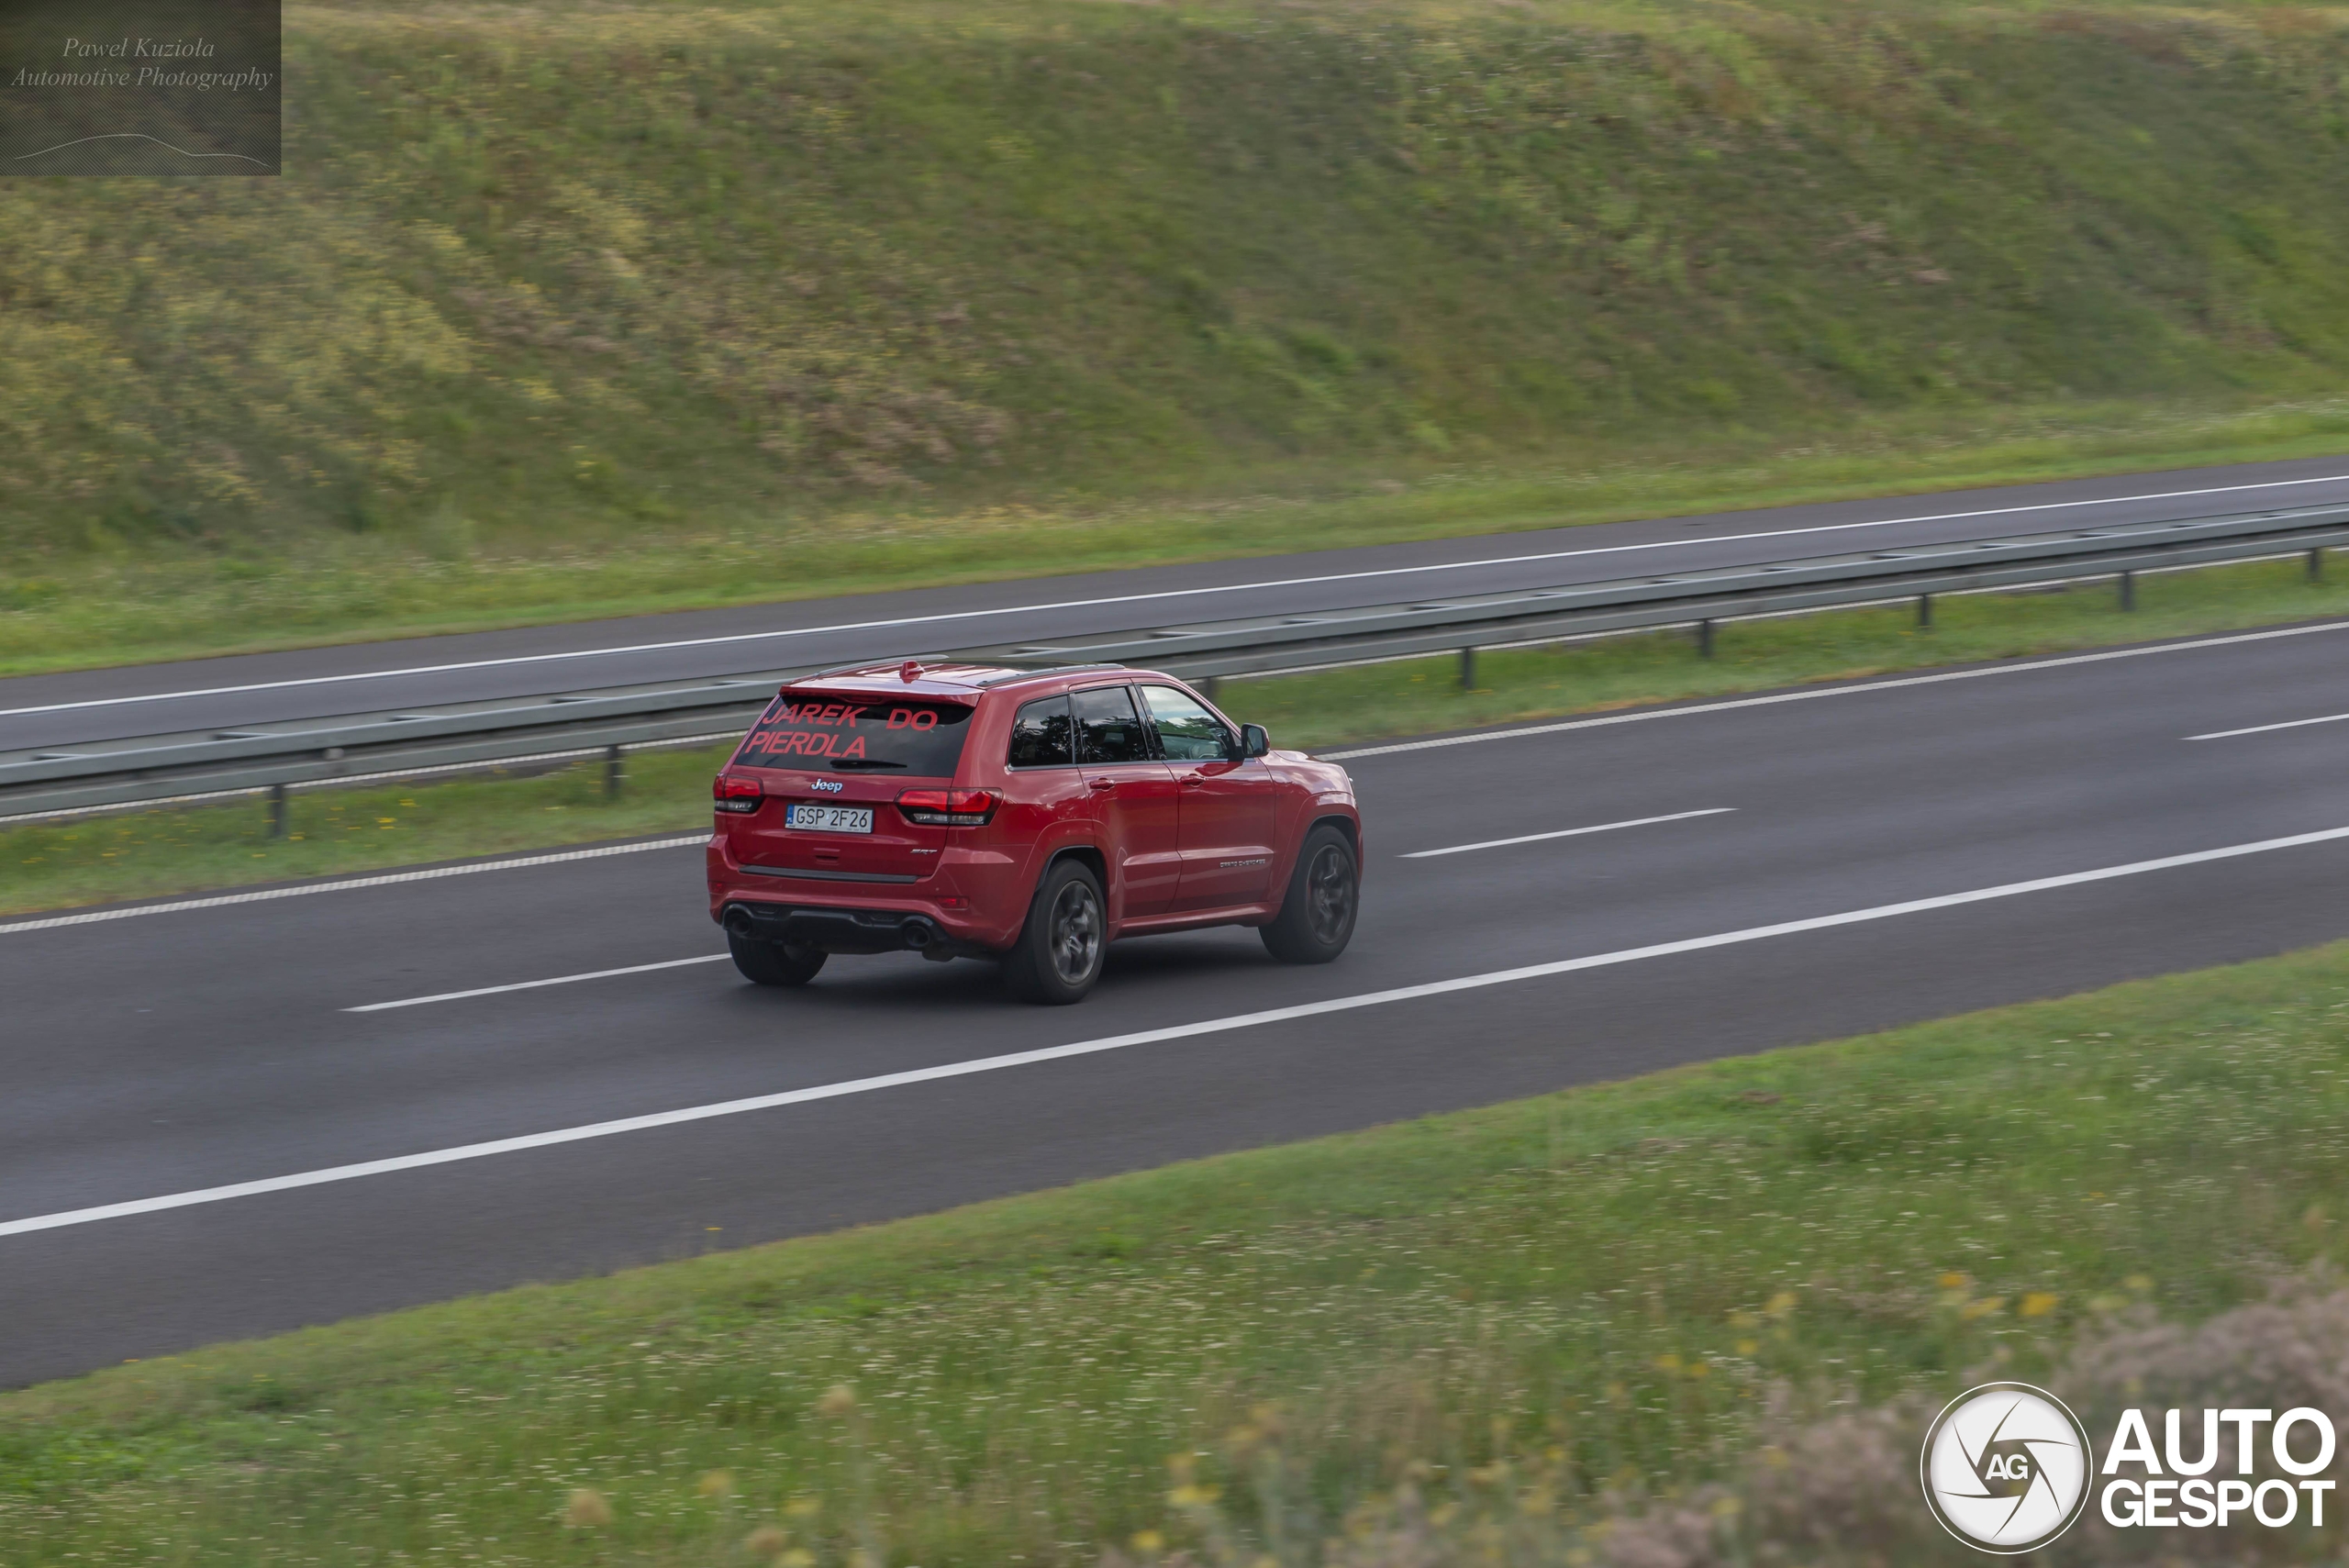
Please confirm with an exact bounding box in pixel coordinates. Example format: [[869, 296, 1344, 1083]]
[[1002, 858, 1108, 1004], [1260, 823, 1358, 964], [729, 930, 828, 986]]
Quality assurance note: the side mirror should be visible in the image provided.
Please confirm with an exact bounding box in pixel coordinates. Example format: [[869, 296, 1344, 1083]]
[[1241, 723, 1271, 759]]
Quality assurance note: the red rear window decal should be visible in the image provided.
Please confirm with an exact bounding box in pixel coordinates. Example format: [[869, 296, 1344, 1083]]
[[736, 697, 971, 774]]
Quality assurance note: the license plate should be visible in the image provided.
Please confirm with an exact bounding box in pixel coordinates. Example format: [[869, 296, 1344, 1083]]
[[786, 804, 873, 834]]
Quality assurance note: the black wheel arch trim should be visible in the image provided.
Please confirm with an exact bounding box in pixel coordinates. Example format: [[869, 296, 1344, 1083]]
[[1307, 813, 1359, 848]]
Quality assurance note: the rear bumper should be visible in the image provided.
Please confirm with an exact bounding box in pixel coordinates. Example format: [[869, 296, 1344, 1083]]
[[718, 898, 993, 958], [707, 838, 1019, 952]]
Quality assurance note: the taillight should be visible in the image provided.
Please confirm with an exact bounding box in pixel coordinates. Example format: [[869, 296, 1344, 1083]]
[[896, 787, 999, 826], [713, 774, 763, 814]]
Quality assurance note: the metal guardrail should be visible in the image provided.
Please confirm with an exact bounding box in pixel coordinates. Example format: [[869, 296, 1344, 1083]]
[[4, 502, 2344, 822], [0, 683, 799, 821], [955, 504, 2349, 678]]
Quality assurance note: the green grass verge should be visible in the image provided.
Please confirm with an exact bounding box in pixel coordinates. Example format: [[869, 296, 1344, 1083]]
[[13, 0, 2349, 670], [10, 547, 2345, 919], [0, 742, 736, 918], [8, 396, 2349, 678], [10, 935, 2349, 1563]]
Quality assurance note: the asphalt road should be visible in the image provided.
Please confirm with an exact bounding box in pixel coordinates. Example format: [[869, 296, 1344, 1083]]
[[10, 453, 2349, 753], [7, 614, 2349, 1387]]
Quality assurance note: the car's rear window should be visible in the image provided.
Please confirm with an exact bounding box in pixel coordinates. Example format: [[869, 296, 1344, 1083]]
[[735, 695, 973, 774]]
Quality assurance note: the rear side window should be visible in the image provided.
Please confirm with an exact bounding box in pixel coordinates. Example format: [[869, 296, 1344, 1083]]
[[1007, 695, 1074, 768], [735, 695, 972, 774], [1074, 686, 1152, 764]]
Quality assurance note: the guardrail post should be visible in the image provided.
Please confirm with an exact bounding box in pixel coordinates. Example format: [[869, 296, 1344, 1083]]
[[1458, 647, 1476, 689], [604, 744, 624, 800], [268, 782, 288, 839], [1201, 675, 1221, 702], [2310, 548, 2326, 584], [1697, 618, 1715, 659], [1917, 593, 1933, 629], [2119, 570, 2136, 611]]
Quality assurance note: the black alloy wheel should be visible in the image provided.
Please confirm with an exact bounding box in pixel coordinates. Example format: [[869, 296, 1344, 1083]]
[[1048, 877, 1103, 987], [1261, 823, 1359, 964], [1004, 858, 1108, 1004]]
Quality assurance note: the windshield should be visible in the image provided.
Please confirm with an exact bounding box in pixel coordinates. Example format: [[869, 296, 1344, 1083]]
[[734, 695, 974, 774]]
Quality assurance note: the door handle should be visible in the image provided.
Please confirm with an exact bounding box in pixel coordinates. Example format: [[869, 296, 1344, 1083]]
[[1088, 777, 1116, 792], [1180, 776, 1204, 788]]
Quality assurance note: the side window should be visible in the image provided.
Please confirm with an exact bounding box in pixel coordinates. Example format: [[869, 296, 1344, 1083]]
[[1007, 695, 1074, 768], [1139, 684, 1234, 762], [1073, 686, 1152, 764]]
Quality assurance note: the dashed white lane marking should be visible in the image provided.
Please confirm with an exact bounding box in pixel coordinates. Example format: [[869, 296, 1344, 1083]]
[[9, 818, 2349, 1240], [345, 953, 731, 1013], [1324, 617, 2349, 760], [12, 473, 2347, 719], [1400, 809, 1735, 859], [2188, 711, 2349, 741], [0, 836, 709, 938]]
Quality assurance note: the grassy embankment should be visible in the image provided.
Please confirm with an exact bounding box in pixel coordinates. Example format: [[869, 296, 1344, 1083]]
[[10, 2, 2349, 670], [7, 547, 2343, 918], [10, 938, 2349, 1562]]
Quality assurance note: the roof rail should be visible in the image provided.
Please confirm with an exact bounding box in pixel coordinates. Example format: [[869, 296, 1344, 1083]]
[[971, 662, 1129, 684], [789, 662, 1118, 685], [785, 660, 1126, 688]]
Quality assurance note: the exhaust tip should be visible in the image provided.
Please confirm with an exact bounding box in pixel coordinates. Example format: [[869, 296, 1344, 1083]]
[[901, 918, 935, 950], [722, 906, 756, 939]]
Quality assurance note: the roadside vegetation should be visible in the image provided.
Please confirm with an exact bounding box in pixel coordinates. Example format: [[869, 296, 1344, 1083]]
[[0, 742, 734, 919], [8, 549, 2343, 917], [11, 1, 2349, 669], [11, 934, 2349, 1562], [9, 400, 2349, 679]]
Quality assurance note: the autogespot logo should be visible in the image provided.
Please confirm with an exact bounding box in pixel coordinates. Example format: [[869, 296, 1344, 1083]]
[[1920, 1383, 2094, 1553]]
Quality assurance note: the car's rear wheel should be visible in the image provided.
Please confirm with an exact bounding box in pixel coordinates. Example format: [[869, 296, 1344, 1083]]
[[1003, 858, 1108, 1005], [729, 930, 828, 986], [1260, 824, 1358, 964]]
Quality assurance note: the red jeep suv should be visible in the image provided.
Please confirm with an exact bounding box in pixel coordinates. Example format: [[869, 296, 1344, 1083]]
[[706, 662, 1362, 1003]]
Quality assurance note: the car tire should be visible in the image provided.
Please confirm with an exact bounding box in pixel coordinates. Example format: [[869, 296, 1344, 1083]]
[[1002, 857, 1108, 1005], [1260, 823, 1358, 964], [729, 929, 828, 987]]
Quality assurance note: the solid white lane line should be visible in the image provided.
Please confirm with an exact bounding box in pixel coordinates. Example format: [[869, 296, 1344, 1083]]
[[345, 954, 730, 1013], [10, 818, 2349, 1240], [0, 836, 708, 938], [1324, 617, 2349, 761], [2188, 711, 2349, 741], [14, 473, 2348, 719], [1400, 809, 1735, 859]]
